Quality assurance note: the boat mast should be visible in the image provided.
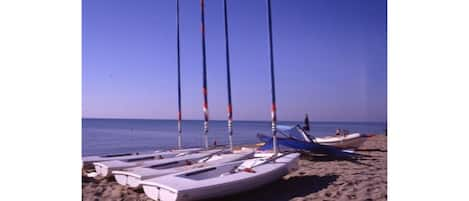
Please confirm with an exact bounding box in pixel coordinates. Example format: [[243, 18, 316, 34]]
[[176, 0, 183, 149], [265, 0, 278, 154], [200, 0, 209, 149], [223, 0, 234, 151]]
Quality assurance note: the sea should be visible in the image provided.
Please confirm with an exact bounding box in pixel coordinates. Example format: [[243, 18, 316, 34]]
[[82, 118, 387, 156]]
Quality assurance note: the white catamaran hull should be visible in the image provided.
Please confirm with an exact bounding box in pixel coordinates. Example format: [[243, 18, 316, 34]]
[[113, 149, 254, 188], [314, 133, 367, 149], [141, 152, 300, 201], [83, 148, 201, 168], [93, 148, 209, 177]]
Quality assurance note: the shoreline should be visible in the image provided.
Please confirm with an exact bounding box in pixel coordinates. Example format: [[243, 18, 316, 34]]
[[82, 135, 387, 201]]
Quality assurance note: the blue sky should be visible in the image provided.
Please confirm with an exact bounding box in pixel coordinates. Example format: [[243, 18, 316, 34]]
[[83, 0, 387, 122]]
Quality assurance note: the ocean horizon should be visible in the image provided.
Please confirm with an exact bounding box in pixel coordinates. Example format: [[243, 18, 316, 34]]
[[82, 118, 386, 156]]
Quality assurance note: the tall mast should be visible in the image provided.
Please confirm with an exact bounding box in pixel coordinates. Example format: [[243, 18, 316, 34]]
[[175, 0, 183, 149], [200, 0, 209, 149], [265, 0, 278, 154], [223, 0, 233, 151]]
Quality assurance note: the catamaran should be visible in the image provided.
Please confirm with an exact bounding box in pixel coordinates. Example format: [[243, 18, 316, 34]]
[[140, 1, 300, 200], [83, 0, 213, 175], [82, 148, 201, 168], [95, 0, 256, 183], [140, 152, 299, 201], [112, 148, 254, 188], [92, 148, 212, 178]]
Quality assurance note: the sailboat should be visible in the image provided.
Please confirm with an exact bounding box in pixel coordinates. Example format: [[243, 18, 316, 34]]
[[83, 0, 220, 176], [82, 147, 203, 168], [141, 152, 299, 201], [112, 148, 254, 188], [93, 148, 214, 178], [107, 0, 254, 185], [140, 1, 300, 200]]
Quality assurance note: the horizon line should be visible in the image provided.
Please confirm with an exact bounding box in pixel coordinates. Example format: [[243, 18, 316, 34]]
[[82, 117, 387, 123]]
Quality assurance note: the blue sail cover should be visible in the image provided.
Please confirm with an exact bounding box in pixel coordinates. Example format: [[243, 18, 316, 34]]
[[276, 125, 295, 131], [257, 133, 316, 150], [257, 133, 359, 157], [276, 125, 309, 141]]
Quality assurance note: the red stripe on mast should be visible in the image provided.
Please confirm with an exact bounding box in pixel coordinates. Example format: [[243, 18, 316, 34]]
[[227, 104, 233, 114]]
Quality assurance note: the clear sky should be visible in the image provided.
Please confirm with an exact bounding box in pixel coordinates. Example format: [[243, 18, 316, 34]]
[[83, 0, 387, 122]]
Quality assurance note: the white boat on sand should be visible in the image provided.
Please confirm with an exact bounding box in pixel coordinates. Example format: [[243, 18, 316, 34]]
[[286, 125, 368, 150], [313, 132, 367, 149], [301, 114, 368, 149], [92, 148, 213, 177], [82, 148, 201, 168], [112, 148, 254, 188], [141, 152, 300, 201]]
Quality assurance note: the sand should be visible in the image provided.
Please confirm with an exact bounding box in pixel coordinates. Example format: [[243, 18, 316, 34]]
[[82, 135, 387, 201]]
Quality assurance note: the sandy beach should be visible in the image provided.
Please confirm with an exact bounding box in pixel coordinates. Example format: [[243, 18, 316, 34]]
[[82, 135, 386, 201]]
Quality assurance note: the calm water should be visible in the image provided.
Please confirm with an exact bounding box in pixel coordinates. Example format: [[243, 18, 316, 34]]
[[82, 118, 386, 156]]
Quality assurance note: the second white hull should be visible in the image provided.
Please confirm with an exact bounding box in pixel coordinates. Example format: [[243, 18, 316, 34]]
[[314, 133, 367, 149], [141, 152, 300, 201], [93, 148, 210, 177], [113, 150, 254, 188]]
